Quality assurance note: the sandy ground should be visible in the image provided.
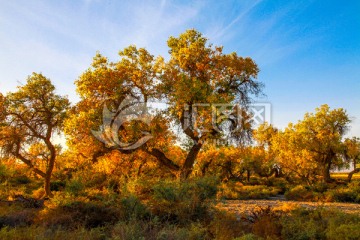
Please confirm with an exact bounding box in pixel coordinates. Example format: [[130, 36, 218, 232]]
[[217, 199, 360, 215]]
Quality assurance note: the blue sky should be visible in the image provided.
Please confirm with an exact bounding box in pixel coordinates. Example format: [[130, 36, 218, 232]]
[[1, 0, 359, 137]]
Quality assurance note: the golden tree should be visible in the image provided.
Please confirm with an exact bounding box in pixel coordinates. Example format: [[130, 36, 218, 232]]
[[65, 29, 263, 179], [0, 73, 70, 197], [271, 105, 350, 183], [344, 137, 360, 182]]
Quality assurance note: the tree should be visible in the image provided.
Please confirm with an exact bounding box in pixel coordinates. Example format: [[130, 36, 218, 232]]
[[0, 73, 70, 197], [65, 29, 263, 180], [253, 123, 282, 178], [163, 29, 262, 178], [271, 105, 350, 183], [344, 137, 360, 182], [272, 125, 321, 184]]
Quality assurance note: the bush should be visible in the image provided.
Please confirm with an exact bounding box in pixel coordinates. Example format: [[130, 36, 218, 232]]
[[122, 178, 154, 199], [250, 207, 282, 239], [219, 183, 281, 200], [311, 182, 329, 193], [50, 180, 66, 191], [42, 200, 120, 229], [265, 177, 288, 194], [119, 195, 149, 220], [111, 220, 148, 240], [65, 179, 84, 196], [285, 185, 315, 201], [156, 222, 209, 240], [0, 164, 8, 183], [281, 209, 326, 240], [111, 220, 209, 240], [327, 223, 360, 240], [0, 209, 35, 228], [281, 207, 360, 240], [324, 182, 360, 203], [209, 210, 247, 240], [150, 177, 218, 223], [12, 175, 31, 185], [85, 172, 108, 188]]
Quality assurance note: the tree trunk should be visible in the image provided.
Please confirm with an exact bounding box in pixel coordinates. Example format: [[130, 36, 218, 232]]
[[143, 147, 180, 172], [43, 173, 53, 198], [43, 140, 56, 198], [180, 142, 202, 180], [323, 161, 332, 183], [201, 160, 212, 176], [347, 168, 360, 183], [246, 170, 251, 182]]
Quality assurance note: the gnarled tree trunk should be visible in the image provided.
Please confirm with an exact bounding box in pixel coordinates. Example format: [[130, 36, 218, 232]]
[[180, 142, 203, 180]]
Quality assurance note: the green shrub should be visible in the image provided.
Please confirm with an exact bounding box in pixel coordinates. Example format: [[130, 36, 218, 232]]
[[285, 185, 315, 201], [219, 183, 281, 200], [187, 222, 209, 240], [107, 176, 120, 193], [111, 220, 147, 240], [325, 188, 357, 202], [150, 177, 218, 223], [65, 179, 84, 196], [121, 178, 155, 199], [0, 164, 8, 182], [250, 207, 283, 239], [12, 175, 31, 185], [265, 177, 288, 194], [119, 195, 149, 220], [209, 210, 249, 240], [111, 220, 208, 240], [324, 182, 360, 203], [280, 207, 360, 240], [156, 226, 189, 240], [50, 180, 66, 191], [156, 222, 209, 240], [327, 223, 360, 240], [0, 209, 35, 228], [281, 208, 327, 240], [85, 172, 108, 188], [44, 201, 120, 229], [311, 182, 328, 193]]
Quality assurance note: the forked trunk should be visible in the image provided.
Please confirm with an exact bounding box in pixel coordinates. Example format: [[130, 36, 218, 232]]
[[180, 142, 202, 180]]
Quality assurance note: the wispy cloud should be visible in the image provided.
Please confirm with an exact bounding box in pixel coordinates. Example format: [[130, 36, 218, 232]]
[[0, 0, 358, 137], [0, 0, 202, 101], [207, 0, 263, 41]]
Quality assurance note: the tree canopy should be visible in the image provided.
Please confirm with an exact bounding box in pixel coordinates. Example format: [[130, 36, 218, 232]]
[[65, 29, 264, 179], [0, 73, 69, 197], [257, 104, 351, 183]]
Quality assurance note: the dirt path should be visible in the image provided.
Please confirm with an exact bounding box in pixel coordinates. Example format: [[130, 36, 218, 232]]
[[217, 199, 360, 215]]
